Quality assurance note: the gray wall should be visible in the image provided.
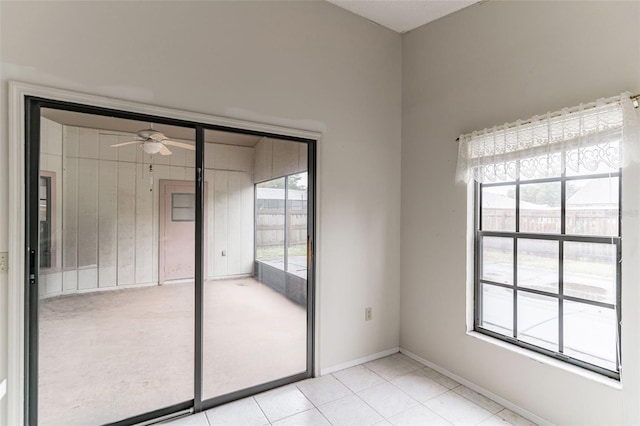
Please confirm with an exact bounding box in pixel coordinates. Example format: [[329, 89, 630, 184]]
[[401, 1, 640, 424], [0, 2, 401, 422]]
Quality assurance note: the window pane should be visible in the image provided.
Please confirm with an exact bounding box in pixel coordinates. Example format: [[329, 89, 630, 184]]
[[564, 242, 616, 304], [481, 284, 512, 336], [255, 178, 286, 267], [564, 301, 617, 371], [517, 239, 558, 293], [517, 292, 558, 351], [481, 185, 515, 231], [204, 132, 307, 400], [482, 237, 513, 285], [566, 177, 619, 236], [172, 208, 195, 222], [172, 193, 195, 208], [38, 110, 195, 425], [286, 172, 308, 279], [519, 182, 561, 233]]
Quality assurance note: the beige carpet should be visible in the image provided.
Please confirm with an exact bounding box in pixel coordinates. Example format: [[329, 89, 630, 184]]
[[38, 277, 307, 426]]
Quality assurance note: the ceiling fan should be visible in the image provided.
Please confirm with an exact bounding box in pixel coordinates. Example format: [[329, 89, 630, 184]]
[[110, 128, 195, 155]]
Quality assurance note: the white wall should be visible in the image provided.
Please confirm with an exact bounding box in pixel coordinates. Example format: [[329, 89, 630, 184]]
[[401, 1, 640, 425], [0, 1, 402, 423]]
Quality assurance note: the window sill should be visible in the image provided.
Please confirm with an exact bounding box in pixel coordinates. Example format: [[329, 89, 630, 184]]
[[465, 330, 623, 390]]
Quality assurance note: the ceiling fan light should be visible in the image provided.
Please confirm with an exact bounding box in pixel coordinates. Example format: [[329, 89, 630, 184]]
[[140, 141, 162, 154]]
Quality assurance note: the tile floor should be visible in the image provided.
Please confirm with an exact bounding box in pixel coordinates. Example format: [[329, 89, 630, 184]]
[[166, 353, 537, 426]]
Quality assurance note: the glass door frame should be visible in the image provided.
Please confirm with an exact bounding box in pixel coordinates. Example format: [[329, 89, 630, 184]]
[[24, 96, 317, 426]]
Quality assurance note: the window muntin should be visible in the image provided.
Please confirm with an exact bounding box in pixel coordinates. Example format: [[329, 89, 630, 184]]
[[475, 171, 621, 379]]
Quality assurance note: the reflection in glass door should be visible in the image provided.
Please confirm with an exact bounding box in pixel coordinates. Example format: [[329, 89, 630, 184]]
[[203, 133, 309, 400], [27, 100, 315, 425], [35, 108, 195, 425]]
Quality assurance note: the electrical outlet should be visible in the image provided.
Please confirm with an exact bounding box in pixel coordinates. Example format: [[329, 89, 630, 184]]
[[0, 252, 7, 273], [365, 307, 372, 321]]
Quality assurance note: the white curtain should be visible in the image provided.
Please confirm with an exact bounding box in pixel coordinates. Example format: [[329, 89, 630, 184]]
[[456, 93, 639, 183]]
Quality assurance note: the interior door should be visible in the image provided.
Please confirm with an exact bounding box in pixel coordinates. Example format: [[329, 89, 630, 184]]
[[160, 180, 204, 283]]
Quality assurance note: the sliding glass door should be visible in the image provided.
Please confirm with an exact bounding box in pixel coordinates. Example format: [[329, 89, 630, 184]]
[[25, 98, 315, 425]]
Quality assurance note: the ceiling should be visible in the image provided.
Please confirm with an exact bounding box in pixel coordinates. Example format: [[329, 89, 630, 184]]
[[41, 108, 263, 147], [326, 0, 480, 33]]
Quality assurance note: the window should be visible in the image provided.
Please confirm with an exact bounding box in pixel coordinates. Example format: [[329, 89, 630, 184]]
[[171, 193, 195, 222], [458, 93, 638, 379], [476, 172, 621, 377], [255, 172, 308, 278]]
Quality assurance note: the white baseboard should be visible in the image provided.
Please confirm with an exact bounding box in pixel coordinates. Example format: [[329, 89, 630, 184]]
[[400, 348, 550, 426], [320, 347, 400, 375]]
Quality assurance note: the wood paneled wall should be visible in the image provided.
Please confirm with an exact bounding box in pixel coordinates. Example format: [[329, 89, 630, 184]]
[[253, 137, 308, 183]]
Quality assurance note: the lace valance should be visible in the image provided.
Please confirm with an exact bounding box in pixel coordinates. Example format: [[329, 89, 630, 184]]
[[456, 93, 639, 183]]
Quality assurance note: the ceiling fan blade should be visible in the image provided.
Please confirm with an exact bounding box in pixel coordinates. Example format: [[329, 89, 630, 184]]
[[110, 140, 141, 147], [137, 129, 166, 141], [163, 140, 196, 151], [158, 145, 172, 156], [147, 131, 166, 141]]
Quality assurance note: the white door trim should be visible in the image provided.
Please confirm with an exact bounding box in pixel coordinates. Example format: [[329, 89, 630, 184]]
[[7, 81, 322, 426]]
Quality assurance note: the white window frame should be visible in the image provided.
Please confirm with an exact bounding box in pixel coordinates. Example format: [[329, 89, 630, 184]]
[[473, 171, 622, 379]]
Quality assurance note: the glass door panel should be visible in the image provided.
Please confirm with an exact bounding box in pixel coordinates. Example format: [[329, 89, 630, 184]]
[[203, 132, 308, 399], [37, 108, 195, 425]]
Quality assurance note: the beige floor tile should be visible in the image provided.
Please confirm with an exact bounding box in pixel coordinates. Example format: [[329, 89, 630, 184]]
[[366, 356, 418, 381], [296, 375, 352, 406], [273, 408, 331, 426], [205, 397, 269, 426], [425, 391, 494, 426], [254, 385, 314, 422], [318, 395, 384, 426], [358, 382, 418, 419], [419, 367, 460, 389], [391, 372, 449, 402], [453, 386, 503, 414], [388, 404, 452, 426], [333, 365, 386, 393], [390, 353, 425, 370]]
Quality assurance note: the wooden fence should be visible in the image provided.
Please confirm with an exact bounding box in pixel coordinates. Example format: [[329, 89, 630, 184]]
[[256, 209, 307, 247]]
